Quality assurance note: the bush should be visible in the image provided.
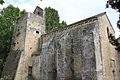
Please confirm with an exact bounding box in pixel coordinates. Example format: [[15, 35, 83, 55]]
[[0, 75, 12, 80]]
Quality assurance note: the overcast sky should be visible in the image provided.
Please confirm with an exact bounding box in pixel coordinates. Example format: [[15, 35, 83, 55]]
[[0, 0, 120, 37]]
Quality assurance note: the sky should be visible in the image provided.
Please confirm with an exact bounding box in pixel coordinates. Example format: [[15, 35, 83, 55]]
[[0, 0, 120, 37]]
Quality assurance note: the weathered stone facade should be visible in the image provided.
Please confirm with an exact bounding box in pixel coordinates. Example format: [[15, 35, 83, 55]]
[[2, 8, 45, 80], [39, 18, 97, 80], [2, 7, 120, 80]]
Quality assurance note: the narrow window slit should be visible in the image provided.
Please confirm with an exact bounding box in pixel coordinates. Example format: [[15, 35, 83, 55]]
[[28, 66, 32, 76]]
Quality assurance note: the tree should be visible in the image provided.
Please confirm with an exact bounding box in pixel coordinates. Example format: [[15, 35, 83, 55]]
[[0, 5, 26, 72], [60, 21, 67, 28], [45, 7, 67, 32], [0, 0, 4, 5], [106, 0, 120, 29]]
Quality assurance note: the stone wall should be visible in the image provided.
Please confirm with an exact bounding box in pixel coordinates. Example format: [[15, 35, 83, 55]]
[[14, 12, 45, 80], [98, 14, 120, 80], [2, 14, 28, 79], [40, 19, 97, 80], [93, 20, 103, 80], [1, 50, 21, 79], [39, 12, 120, 80]]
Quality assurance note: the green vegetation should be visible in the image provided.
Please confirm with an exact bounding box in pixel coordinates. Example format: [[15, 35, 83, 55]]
[[106, 0, 120, 29], [0, 0, 4, 5], [0, 75, 12, 80], [45, 7, 67, 32]]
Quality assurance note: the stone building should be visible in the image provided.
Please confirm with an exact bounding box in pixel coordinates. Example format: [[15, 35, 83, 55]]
[[2, 6, 120, 80]]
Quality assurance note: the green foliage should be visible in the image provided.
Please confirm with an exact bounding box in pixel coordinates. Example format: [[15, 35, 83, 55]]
[[45, 7, 60, 32], [60, 21, 67, 28], [0, 59, 4, 69], [0, 4, 26, 71], [0, 75, 12, 80], [106, 0, 120, 29], [45, 7, 67, 32], [0, 0, 4, 5]]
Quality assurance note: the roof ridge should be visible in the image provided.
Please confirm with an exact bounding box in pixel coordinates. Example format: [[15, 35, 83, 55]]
[[68, 12, 106, 26]]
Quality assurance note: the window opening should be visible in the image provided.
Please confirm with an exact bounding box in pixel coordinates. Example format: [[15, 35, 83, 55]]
[[107, 27, 110, 38], [28, 66, 32, 76], [30, 47, 32, 49], [36, 31, 39, 34], [38, 12, 40, 15]]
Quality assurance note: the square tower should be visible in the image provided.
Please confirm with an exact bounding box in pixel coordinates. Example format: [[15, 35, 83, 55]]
[[2, 7, 45, 80], [14, 11, 45, 80]]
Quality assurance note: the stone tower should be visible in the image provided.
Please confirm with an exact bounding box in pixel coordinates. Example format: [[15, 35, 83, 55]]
[[14, 7, 45, 80], [2, 6, 45, 80]]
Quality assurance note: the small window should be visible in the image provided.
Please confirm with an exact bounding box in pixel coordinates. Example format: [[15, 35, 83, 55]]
[[38, 12, 40, 15], [107, 28, 110, 38], [28, 66, 32, 76], [36, 31, 39, 34], [112, 69, 115, 80]]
